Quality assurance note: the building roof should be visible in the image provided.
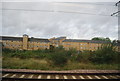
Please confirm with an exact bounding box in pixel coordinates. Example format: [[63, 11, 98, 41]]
[[63, 39, 111, 44], [114, 43, 120, 46], [0, 36, 116, 44], [0, 36, 23, 41], [0, 36, 50, 42], [54, 37, 66, 40], [29, 38, 50, 42], [23, 34, 28, 37]]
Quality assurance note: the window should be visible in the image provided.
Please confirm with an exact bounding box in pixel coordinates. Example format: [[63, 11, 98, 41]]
[[66, 43, 71, 45], [40, 46, 43, 47], [45, 46, 47, 47], [44, 46, 47, 48], [3, 43, 6, 46]]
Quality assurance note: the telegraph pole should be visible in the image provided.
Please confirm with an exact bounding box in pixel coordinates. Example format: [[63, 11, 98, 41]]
[[115, 1, 120, 6], [111, 1, 120, 16]]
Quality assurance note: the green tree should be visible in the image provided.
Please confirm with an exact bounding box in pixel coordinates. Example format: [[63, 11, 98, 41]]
[[92, 37, 111, 42], [91, 44, 117, 64]]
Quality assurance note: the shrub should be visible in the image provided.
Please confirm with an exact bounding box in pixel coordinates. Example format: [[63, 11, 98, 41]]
[[91, 44, 118, 64], [76, 50, 93, 63], [48, 52, 68, 66]]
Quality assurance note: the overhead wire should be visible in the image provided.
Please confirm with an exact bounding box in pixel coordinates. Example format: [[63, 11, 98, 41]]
[[1, 8, 118, 17], [57, 2, 116, 6]]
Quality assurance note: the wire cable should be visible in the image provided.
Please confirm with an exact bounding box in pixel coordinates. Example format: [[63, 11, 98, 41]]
[[1, 8, 118, 17], [57, 2, 116, 6]]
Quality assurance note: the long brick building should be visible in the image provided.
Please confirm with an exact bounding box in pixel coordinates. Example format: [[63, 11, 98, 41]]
[[0, 34, 120, 51]]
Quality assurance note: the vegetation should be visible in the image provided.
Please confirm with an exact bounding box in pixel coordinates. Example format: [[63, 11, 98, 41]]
[[92, 37, 111, 42], [2, 44, 120, 70]]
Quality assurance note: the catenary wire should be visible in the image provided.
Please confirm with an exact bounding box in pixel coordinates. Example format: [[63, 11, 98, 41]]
[[57, 2, 116, 6], [1, 8, 118, 17]]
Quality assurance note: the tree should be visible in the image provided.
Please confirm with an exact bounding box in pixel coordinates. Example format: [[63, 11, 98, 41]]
[[92, 37, 111, 42], [49, 45, 55, 52], [113, 40, 120, 43], [91, 44, 116, 64], [105, 37, 111, 42]]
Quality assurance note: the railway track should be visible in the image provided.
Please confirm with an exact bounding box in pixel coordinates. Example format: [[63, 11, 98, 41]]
[[1, 69, 120, 81]]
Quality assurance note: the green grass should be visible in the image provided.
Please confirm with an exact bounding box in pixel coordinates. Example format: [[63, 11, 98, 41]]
[[3, 57, 51, 70], [2, 45, 120, 70], [3, 57, 120, 70]]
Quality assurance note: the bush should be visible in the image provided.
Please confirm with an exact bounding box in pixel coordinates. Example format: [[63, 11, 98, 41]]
[[2, 45, 120, 70], [91, 44, 119, 64], [48, 52, 68, 66], [2, 44, 120, 65], [76, 50, 93, 63]]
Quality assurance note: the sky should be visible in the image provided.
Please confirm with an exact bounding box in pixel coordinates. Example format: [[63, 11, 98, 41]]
[[1, 1, 119, 40]]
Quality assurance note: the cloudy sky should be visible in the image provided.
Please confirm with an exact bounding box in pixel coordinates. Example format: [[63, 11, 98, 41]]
[[1, 1, 119, 40]]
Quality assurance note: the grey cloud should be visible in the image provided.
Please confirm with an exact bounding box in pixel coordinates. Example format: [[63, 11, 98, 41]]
[[2, 2, 118, 40]]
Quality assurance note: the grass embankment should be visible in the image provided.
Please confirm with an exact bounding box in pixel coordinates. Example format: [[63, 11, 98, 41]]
[[3, 57, 119, 70], [2, 45, 120, 70]]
